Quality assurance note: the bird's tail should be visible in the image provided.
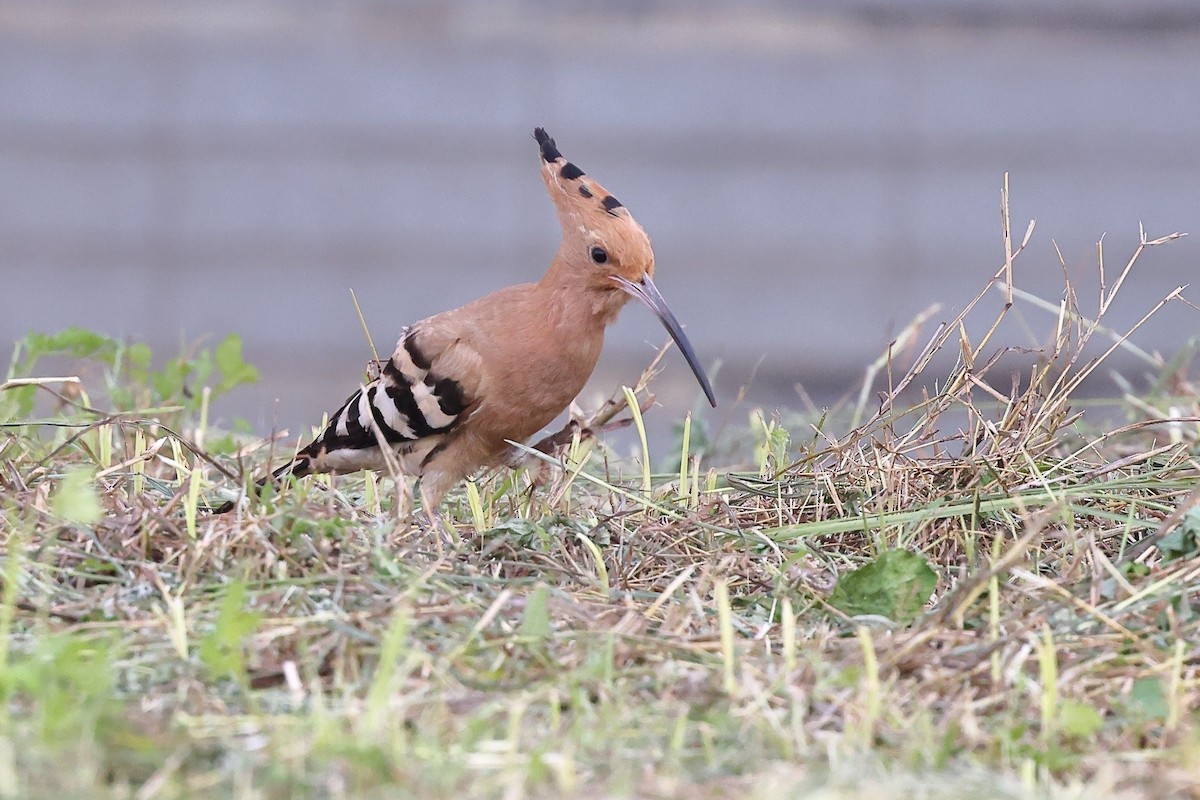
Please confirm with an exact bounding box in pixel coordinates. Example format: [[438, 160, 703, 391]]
[[271, 454, 312, 483], [209, 454, 313, 514]]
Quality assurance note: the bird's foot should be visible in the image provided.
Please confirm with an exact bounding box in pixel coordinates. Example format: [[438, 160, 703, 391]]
[[415, 509, 460, 554], [525, 420, 596, 462]]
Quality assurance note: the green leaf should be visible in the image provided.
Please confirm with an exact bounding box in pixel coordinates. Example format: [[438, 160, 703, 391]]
[[198, 582, 262, 682], [10, 328, 119, 415], [0, 633, 122, 745], [1120, 561, 1150, 579], [1128, 676, 1168, 721], [0, 387, 34, 421], [214, 334, 260, 394], [50, 468, 104, 525], [521, 584, 551, 641], [25, 327, 119, 364], [124, 342, 153, 381], [827, 549, 937, 624], [1158, 507, 1200, 562], [151, 360, 186, 404], [1058, 699, 1103, 739]]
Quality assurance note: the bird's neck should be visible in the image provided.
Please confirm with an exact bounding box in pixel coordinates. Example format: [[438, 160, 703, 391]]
[[538, 254, 629, 327]]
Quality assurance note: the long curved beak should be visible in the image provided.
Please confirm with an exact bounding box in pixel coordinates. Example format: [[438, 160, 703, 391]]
[[612, 273, 717, 408]]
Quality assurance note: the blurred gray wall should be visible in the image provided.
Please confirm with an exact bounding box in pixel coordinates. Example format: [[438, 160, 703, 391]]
[[3, 0, 1199, 434]]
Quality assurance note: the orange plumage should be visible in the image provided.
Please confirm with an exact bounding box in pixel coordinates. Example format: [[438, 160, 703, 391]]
[[253, 128, 715, 514]]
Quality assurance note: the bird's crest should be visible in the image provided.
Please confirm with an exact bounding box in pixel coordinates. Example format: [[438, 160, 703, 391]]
[[533, 127, 629, 219], [532, 127, 653, 279]]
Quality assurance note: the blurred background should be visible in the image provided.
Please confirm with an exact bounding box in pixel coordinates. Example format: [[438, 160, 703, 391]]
[[3, 0, 1199, 439]]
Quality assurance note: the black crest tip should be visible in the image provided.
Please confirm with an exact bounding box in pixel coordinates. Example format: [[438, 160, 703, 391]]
[[533, 127, 562, 163]]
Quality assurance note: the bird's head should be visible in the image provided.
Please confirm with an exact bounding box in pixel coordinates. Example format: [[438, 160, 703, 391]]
[[533, 127, 716, 407]]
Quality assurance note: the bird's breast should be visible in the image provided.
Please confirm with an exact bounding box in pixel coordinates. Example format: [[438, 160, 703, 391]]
[[468, 315, 605, 448]]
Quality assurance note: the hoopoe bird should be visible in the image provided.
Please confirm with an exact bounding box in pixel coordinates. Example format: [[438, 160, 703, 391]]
[[242, 128, 715, 515]]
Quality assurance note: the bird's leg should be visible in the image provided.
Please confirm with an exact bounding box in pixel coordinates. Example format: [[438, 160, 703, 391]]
[[509, 420, 588, 491], [417, 477, 460, 552], [412, 508, 455, 555], [520, 400, 650, 468], [514, 394, 655, 485], [508, 391, 661, 505], [390, 473, 413, 522], [528, 419, 588, 458], [512, 419, 600, 511]]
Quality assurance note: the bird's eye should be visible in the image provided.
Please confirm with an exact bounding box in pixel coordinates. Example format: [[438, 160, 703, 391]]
[[590, 246, 608, 264]]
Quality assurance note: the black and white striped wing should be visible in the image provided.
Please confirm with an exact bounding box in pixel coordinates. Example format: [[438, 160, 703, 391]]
[[284, 326, 479, 476]]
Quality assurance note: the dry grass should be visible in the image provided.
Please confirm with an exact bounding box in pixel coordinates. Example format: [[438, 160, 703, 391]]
[[2, 208, 1200, 798]]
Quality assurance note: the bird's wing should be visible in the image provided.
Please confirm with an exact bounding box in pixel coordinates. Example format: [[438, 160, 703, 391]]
[[294, 324, 484, 466]]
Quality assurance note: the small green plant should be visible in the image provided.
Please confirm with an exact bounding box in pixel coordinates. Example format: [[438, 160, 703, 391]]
[[48, 466, 104, 526], [4, 326, 258, 420], [827, 549, 938, 624], [0, 632, 122, 748], [1157, 507, 1200, 562], [197, 582, 263, 685], [751, 410, 790, 477]]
